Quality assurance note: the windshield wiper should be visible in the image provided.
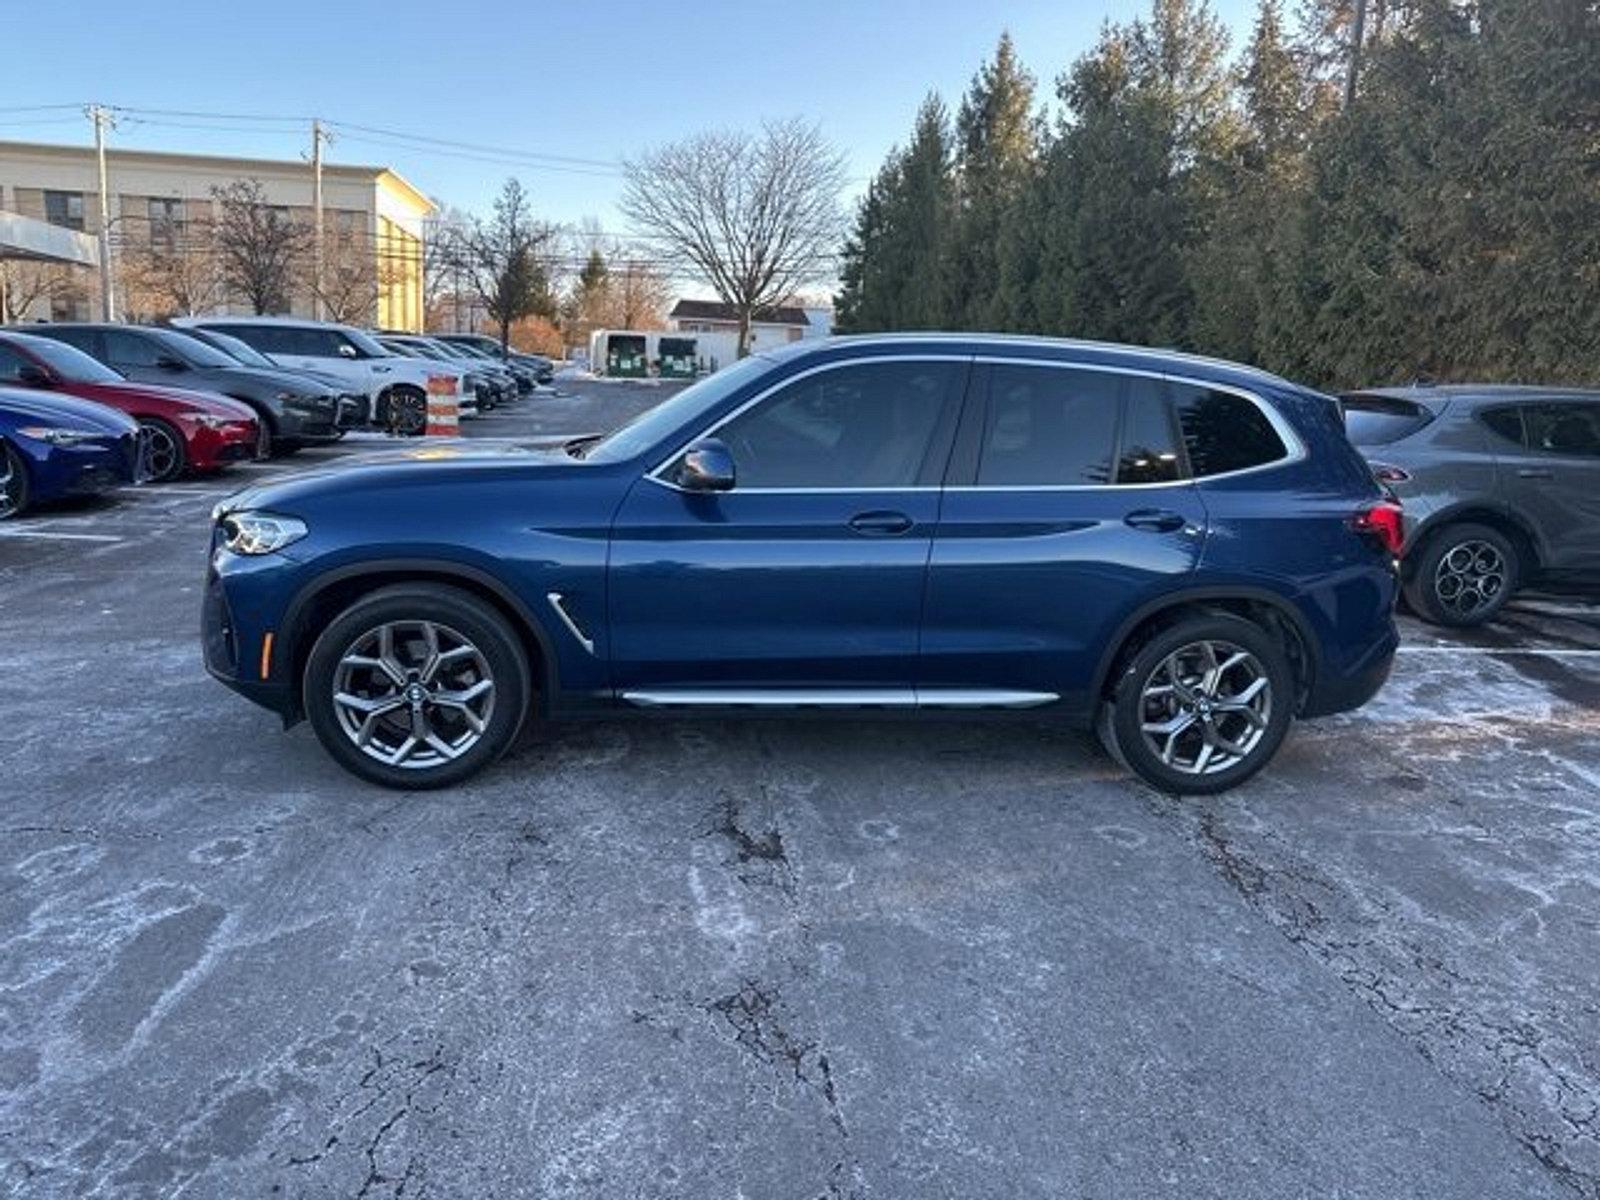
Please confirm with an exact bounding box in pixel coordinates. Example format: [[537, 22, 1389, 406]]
[[563, 433, 604, 459]]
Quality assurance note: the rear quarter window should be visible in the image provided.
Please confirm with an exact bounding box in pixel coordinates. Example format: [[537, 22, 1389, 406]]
[[1341, 395, 1436, 446], [1172, 384, 1290, 477]]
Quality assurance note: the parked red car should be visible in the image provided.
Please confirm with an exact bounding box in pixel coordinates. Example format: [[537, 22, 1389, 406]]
[[0, 330, 259, 481]]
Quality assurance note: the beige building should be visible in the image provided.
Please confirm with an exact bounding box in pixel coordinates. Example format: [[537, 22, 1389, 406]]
[[0, 140, 434, 330]]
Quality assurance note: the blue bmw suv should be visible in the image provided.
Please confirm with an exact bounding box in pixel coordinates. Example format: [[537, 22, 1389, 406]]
[[204, 335, 1401, 794]]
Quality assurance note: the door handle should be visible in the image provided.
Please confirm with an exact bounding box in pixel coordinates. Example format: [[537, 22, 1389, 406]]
[[1124, 508, 1187, 533], [849, 510, 914, 536], [1516, 468, 1554, 480]]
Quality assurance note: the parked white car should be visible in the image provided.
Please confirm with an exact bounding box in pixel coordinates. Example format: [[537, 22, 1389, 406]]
[[172, 317, 471, 435]]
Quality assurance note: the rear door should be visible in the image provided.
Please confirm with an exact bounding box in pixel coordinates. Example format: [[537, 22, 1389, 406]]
[[606, 356, 969, 699], [919, 362, 1208, 711], [1487, 400, 1600, 574]]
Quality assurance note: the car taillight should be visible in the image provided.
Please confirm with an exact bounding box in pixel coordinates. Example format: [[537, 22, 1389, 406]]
[[1369, 462, 1411, 484], [1352, 500, 1405, 556]]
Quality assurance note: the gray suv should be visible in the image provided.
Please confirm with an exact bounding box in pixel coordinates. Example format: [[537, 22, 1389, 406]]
[[1344, 385, 1600, 625]]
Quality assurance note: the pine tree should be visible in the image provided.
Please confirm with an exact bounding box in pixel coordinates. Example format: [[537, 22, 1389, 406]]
[[948, 33, 1038, 329]]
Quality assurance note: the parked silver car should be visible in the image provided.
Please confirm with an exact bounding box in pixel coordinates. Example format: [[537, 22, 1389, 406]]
[[1344, 385, 1600, 625]]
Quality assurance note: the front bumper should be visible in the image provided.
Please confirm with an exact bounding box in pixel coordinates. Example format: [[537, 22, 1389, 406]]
[[275, 395, 342, 441], [202, 542, 300, 720]]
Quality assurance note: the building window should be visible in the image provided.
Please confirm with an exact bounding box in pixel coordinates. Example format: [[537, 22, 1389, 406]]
[[49, 291, 90, 322], [148, 197, 184, 251], [44, 190, 85, 231]]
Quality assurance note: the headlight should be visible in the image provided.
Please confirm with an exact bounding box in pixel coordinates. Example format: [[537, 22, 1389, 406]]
[[183, 412, 234, 430], [220, 511, 307, 556], [17, 425, 99, 446]]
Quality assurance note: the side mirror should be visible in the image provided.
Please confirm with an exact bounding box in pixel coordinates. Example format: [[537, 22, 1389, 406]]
[[337, 343, 359, 359], [155, 354, 186, 371], [677, 437, 735, 492], [17, 363, 53, 387]]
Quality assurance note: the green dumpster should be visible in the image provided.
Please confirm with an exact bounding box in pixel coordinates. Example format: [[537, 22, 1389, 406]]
[[606, 334, 648, 378], [658, 337, 697, 379]]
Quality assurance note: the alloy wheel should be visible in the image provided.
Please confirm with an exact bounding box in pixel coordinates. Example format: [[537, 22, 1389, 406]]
[[143, 423, 180, 480], [331, 620, 496, 769], [1433, 539, 1505, 618], [1138, 639, 1272, 776], [0, 449, 20, 519]]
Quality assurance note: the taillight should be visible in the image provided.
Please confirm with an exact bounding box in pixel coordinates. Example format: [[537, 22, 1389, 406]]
[[1370, 462, 1411, 484], [1352, 500, 1405, 556]]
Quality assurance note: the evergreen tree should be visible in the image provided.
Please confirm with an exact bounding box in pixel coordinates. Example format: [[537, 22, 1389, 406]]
[[948, 33, 1038, 329], [835, 94, 955, 332]]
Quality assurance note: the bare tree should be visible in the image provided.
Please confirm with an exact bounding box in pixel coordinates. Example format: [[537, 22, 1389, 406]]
[[621, 118, 846, 355], [0, 261, 72, 322], [462, 178, 556, 351], [422, 206, 473, 331], [211, 178, 309, 314], [117, 227, 226, 320], [608, 257, 671, 329], [317, 239, 394, 327]]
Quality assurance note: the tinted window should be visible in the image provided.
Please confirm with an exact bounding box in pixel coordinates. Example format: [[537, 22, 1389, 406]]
[[1343, 395, 1436, 446], [714, 361, 958, 488], [37, 327, 100, 356], [14, 335, 121, 383], [1173, 384, 1289, 477], [977, 366, 1118, 486], [1479, 406, 1525, 446], [1117, 383, 1185, 484], [104, 330, 166, 368], [0, 343, 31, 382], [1522, 402, 1600, 458], [193, 328, 276, 368]]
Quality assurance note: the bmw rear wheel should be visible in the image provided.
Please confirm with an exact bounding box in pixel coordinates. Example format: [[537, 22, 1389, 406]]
[[304, 584, 530, 788], [0, 442, 30, 520], [1101, 614, 1294, 795]]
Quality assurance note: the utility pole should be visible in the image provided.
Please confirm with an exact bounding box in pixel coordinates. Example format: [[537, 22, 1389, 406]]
[[1344, 0, 1369, 109], [310, 119, 330, 319], [89, 104, 116, 321]]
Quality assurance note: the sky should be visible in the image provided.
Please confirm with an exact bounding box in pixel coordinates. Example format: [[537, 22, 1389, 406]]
[[4, 0, 1256, 237]]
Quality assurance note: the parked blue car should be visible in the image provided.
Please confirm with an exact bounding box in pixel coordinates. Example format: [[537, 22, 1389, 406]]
[[204, 334, 1401, 794], [0, 388, 142, 520]]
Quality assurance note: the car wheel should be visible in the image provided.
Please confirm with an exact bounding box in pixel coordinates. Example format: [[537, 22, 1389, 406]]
[[1100, 614, 1295, 795], [0, 441, 31, 519], [383, 386, 427, 437], [303, 584, 530, 789], [1404, 523, 1518, 627], [139, 418, 187, 481]]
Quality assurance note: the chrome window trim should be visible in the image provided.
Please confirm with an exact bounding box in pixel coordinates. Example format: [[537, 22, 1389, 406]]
[[644, 352, 1305, 495]]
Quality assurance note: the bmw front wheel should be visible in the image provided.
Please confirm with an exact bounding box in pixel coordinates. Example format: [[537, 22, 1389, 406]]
[[303, 584, 530, 788]]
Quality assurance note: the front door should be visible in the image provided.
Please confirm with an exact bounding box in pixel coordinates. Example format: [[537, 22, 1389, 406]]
[[606, 357, 969, 700], [920, 362, 1209, 712]]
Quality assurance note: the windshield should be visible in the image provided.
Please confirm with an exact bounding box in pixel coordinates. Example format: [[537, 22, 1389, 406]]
[[194, 328, 277, 369], [344, 328, 392, 358], [380, 340, 424, 359], [154, 328, 241, 369], [584, 354, 777, 464], [14, 334, 121, 384]]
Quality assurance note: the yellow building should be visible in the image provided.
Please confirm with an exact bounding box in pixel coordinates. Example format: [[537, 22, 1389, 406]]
[[0, 140, 433, 330]]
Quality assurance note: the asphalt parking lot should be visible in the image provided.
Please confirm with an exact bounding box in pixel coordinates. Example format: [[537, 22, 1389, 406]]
[[3, 377, 1599, 1199]]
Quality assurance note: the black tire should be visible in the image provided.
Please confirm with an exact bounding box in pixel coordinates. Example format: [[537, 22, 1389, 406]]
[[302, 584, 530, 789], [1403, 522, 1518, 627], [138, 417, 187, 481], [382, 386, 428, 437], [0, 441, 31, 520], [1099, 613, 1295, 796]]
